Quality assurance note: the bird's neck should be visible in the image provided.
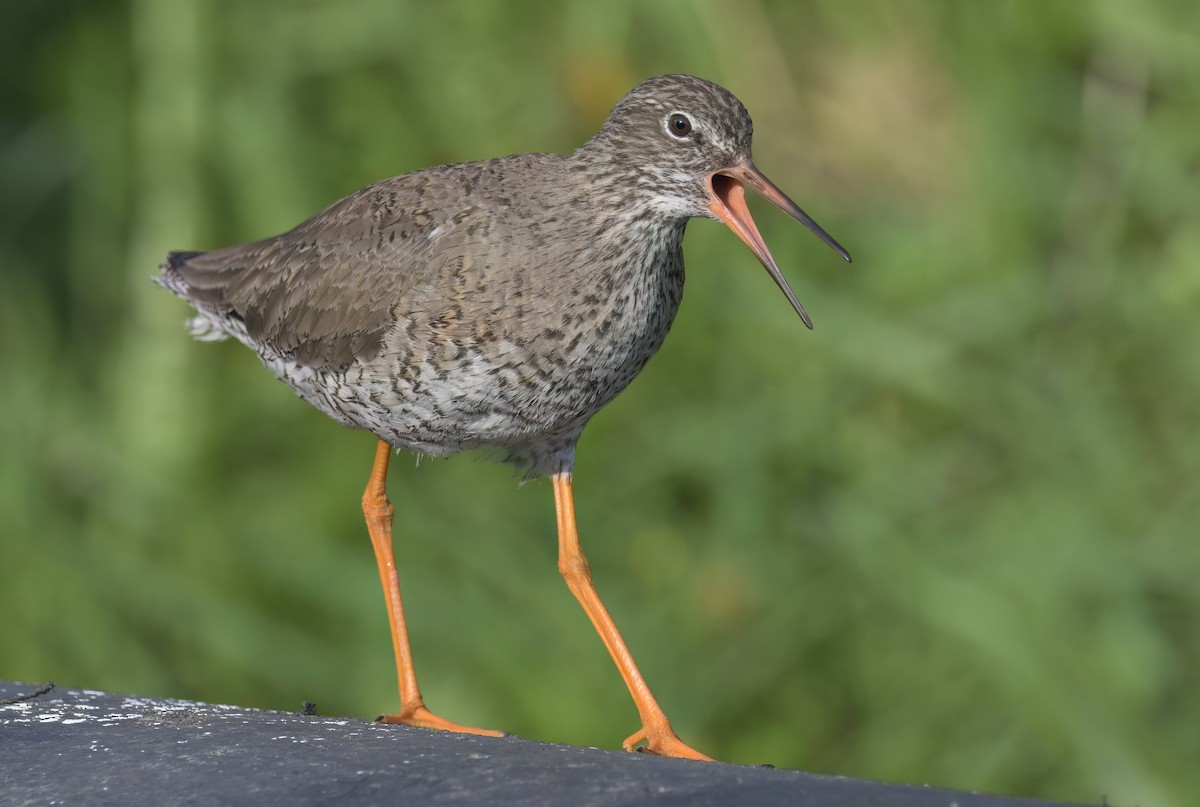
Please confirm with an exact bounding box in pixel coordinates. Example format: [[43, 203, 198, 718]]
[[571, 183, 687, 286], [565, 147, 692, 241]]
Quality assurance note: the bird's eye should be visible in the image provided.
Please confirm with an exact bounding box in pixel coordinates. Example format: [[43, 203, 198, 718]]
[[667, 113, 693, 138]]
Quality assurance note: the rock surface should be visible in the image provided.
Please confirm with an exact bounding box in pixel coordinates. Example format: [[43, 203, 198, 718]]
[[0, 680, 1086, 806]]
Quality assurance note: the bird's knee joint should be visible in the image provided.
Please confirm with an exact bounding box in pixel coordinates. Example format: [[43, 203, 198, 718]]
[[558, 555, 592, 582], [362, 493, 394, 521]]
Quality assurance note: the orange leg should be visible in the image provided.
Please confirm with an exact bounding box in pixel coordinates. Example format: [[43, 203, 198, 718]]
[[552, 472, 712, 761], [364, 439, 502, 737]]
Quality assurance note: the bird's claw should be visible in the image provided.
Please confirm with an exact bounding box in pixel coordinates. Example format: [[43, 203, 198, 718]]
[[623, 725, 713, 760], [376, 705, 505, 738]]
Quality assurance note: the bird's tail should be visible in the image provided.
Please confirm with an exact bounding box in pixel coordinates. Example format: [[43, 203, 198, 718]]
[[155, 250, 208, 296], [154, 249, 233, 342]]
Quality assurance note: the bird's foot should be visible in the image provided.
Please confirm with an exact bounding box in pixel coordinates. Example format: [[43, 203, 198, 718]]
[[623, 725, 713, 761], [377, 704, 505, 738]]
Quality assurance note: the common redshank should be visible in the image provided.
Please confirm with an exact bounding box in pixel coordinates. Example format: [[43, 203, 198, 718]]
[[157, 74, 850, 760]]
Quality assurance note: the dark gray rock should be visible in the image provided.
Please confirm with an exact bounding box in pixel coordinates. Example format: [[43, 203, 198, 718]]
[[0, 681, 1088, 806]]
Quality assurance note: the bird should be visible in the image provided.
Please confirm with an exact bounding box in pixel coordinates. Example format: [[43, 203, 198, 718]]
[[156, 74, 850, 761]]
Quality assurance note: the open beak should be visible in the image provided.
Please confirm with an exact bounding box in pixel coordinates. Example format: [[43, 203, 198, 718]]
[[708, 163, 851, 329]]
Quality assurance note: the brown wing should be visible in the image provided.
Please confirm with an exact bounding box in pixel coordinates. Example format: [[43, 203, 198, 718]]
[[165, 165, 484, 370]]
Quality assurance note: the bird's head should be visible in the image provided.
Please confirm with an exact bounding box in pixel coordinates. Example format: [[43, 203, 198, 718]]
[[583, 74, 851, 328]]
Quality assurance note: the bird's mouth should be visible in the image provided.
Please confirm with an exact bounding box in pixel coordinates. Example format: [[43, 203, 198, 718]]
[[707, 164, 851, 329]]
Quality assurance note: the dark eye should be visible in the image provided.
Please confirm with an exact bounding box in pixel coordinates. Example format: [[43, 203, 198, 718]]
[[667, 113, 693, 137]]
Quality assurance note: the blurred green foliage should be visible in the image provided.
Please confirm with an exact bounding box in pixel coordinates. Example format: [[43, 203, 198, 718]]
[[3, 1, 1198, 804]]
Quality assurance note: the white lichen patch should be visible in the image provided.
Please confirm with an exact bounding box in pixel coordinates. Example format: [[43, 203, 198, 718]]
[[1, 690, 259, 728]]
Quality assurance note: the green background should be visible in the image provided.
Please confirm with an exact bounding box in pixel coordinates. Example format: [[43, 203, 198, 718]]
[[3, 1, 1197, 804]]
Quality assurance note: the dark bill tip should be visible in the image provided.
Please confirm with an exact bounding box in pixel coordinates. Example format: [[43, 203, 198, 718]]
[[737, 165, 851, 264]]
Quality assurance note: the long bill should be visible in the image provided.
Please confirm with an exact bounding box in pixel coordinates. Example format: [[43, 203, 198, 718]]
[[708, 163, 851, 330]]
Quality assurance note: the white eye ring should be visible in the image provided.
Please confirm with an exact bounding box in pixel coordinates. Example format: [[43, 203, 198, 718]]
[[666, 112, 693, 138]]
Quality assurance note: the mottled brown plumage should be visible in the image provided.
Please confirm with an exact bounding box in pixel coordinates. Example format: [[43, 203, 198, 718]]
[[157, 74, 849, 759]]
